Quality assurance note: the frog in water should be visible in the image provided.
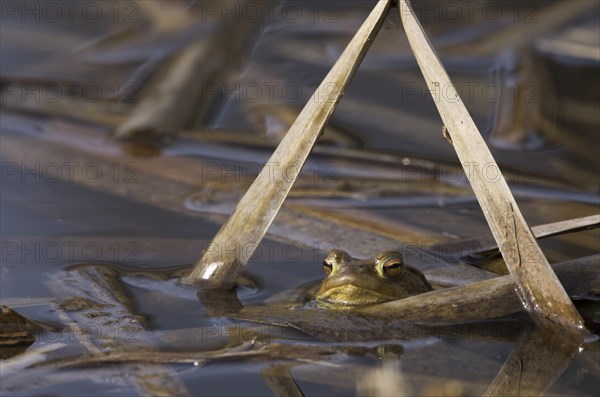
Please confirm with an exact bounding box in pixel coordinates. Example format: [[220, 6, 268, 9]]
[[316, 249, 432, 306]]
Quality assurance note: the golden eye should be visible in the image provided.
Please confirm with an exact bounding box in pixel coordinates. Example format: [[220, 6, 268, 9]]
[[323, 259, 333, 275], [378, 252, 404, 278]]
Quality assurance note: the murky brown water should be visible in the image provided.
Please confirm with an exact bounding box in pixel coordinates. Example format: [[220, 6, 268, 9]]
[[1, 1, 599, 396]]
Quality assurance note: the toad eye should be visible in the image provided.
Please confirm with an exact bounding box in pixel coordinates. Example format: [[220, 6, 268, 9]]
[[378, 253, 404, 278], [322, 259, 333, 275]]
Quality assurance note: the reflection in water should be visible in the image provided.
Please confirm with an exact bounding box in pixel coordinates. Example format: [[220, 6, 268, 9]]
[[485, 326, 584, 396], [0, 256, 598, 395], [261, 363, 304, 397], [356, 360, 413, 396]]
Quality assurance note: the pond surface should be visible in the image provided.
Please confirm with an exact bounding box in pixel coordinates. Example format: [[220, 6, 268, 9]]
[[1, 1, 599, 396]]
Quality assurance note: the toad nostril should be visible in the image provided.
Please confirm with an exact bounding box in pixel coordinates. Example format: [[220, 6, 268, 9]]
[[358, 264, 368, 271]]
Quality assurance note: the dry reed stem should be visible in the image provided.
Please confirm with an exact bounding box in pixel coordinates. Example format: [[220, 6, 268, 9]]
[[397, 0, 585, 330], [184, 0, 393, 288]]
